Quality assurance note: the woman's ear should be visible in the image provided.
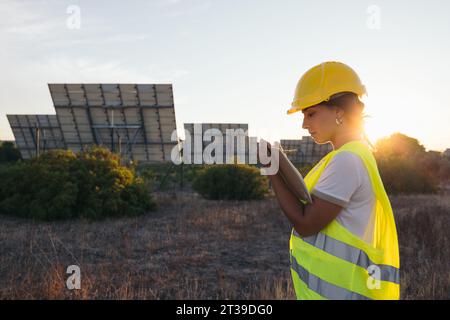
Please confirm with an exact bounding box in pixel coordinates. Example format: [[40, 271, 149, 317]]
[[334, 106, 345, 119]]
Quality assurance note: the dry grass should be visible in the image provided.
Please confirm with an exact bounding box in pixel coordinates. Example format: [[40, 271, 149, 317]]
[[391, 194, 450, 299], [0, 191, 448, 299]]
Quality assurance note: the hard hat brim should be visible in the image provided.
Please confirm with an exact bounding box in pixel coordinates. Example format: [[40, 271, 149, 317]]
[[286, 100, 320, 115], [286, 106, 301, 115]]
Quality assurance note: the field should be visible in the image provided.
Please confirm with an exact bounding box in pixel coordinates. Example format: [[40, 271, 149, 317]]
[[0, 191, 448, 299]]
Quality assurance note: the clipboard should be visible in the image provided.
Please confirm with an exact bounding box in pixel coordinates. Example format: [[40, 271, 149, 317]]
[[261, 139, 313, 204]]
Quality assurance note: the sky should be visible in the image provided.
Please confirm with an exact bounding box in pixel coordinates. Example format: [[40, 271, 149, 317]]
[[1, 0, 450, 152]]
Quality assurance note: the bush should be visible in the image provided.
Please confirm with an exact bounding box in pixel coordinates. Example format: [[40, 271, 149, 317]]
[[376, 157, 437, 195], [373, 133, 443, 194], [0, 150, 78, 219], [0, 147, 156, 220], [0, 141, 21, 162], [193, 164, 269, 200], [181, 164, 206, 184], [138, 163, 206, 191], [138, 163, 180, 191]]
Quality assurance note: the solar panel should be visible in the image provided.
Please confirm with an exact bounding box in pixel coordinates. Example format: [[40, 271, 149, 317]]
[[183, 123, 249, 164], [280, 137, 332, 165], [48, 83, 178, 163], [6, 114, 65, 159]]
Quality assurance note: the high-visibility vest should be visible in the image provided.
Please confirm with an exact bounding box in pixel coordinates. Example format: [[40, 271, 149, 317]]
[[290, 140, 400, 300]]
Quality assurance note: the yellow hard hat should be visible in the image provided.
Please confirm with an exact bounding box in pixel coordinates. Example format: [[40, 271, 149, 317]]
[[287, 61, 366, 114]]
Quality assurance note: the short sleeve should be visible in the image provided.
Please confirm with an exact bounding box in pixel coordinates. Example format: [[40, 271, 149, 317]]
[[311, 151, 362, 208]]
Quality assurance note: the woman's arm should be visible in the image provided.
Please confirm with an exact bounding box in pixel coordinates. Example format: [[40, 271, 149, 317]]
[[268, 172, 343, 237]]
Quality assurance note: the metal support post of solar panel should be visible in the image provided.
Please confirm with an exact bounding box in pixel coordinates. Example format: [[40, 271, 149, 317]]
[[48, 83, 178, 163], [183, 123, 250, 164], [6, 114, 65, 159]]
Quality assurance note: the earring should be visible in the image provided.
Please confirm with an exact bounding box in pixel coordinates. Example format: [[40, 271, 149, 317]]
[[335, 118, 343, 125]]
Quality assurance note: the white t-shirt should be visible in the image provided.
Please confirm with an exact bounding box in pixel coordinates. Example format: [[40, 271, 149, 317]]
[[311, 151, 376, 244]]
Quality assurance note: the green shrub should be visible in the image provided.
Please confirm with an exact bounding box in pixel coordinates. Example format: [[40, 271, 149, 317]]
[[373, 133, 441, 194], [193, 164, 269, 200], [0, 141, 21, 162], [137, 163, 205, 191], [181, 164, 206, 183], [376, 157, 437, 195], [0, 150, 79, 219], [0, 147, 156, 220], [138, 163, 179, 191]]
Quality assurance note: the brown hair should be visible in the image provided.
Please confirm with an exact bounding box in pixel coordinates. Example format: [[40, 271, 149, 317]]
[[325, 92, 364, 129], [323, 92, 374, 149]]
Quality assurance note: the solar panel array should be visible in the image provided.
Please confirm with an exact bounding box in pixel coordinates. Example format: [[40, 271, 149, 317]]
[[281, 136, 332, 166], [7, 84, 179, 162], [6, 114, 65, 159], [183, 123, 250, 164]]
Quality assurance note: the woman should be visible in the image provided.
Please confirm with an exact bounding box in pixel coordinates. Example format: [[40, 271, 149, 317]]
[[268, 61, 400, 300]]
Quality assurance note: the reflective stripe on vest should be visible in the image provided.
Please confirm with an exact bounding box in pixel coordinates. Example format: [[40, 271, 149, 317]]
[[293, 230, 400, 284], [291, 253, 370, 300]]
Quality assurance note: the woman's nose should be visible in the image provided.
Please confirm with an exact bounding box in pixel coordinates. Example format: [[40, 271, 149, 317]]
[[302, 117, 308, 130]]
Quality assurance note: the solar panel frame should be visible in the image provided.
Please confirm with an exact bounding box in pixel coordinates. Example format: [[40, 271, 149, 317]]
[[6, 114, 66, 159], [48, 83, 178, 163], [7, 115, 31, 159], [280, 137, 332, 165]]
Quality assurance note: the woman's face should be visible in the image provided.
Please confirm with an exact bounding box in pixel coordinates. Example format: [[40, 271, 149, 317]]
[[301, 104, 340, 144]]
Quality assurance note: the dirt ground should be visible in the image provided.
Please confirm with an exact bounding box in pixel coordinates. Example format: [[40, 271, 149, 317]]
[[0, 192, 448, 299]]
